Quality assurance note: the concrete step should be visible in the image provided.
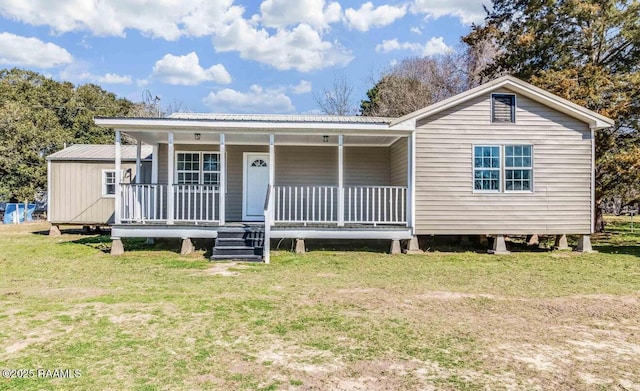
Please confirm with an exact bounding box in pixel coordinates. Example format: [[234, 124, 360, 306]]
[[211, 246, 262, 257], [210, 254, 263, 262]]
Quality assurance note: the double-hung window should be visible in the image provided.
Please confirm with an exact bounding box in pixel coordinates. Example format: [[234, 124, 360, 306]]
[[505, 145, 532, 191], [176, 152, 220, 186], [474, 146, 501, 191], [102, 170, 117, 197], [473, 145, 533, 192]]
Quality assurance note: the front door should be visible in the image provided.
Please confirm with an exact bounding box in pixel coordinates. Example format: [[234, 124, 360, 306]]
[[243, 153, 270, 221]]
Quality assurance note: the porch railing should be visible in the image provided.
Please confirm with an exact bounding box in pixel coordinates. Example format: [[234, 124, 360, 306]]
[[345, 186, 406, 224], [120, 183, 219, 223], [173, 184, 219, 222], [121, 183, 166, 222], [274, 186, 338, 223], [273, 185, 407, 225]]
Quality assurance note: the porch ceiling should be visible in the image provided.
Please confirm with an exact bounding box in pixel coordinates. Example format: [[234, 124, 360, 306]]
[[125, 131, 403, 147]]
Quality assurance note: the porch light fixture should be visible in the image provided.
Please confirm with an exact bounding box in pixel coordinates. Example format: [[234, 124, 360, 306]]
[[323, 135, 329, 143], [194, 133, 201, 140]]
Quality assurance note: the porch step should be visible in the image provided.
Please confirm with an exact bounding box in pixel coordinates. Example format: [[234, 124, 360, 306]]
[[209, 254, 263, 262], [211, 225, 265, 262]]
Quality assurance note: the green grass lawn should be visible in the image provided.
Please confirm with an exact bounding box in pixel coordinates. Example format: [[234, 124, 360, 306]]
[[1, 220, 639, 390]]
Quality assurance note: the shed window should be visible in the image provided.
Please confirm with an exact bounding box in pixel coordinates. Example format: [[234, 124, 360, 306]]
[[176, 152, 220, 186], [492, 94, 516, 123], [102, 170, 116, 197]]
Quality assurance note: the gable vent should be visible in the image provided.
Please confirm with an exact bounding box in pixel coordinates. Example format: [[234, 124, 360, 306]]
[[492, 94, 516, 123]]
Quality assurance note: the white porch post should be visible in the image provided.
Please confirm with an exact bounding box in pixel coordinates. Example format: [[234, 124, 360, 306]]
[[167, 132, 175, 224], [338, 134, 344, 226], [151, 145, 159, 184], [219, 133, 226, 225], [269, 134, 275, 222], [134, 139, 142, 221], [135, 140, 142, 184], [409, 131, 416, 233], [114, 130, 122, 224]]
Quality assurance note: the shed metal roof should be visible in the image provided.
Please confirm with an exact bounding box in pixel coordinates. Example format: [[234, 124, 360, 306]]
[[168, 112, 393, 124], [46, 144, 153, 161]]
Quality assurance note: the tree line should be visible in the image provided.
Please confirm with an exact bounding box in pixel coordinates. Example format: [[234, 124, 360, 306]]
[[0, 69, 157, 203]]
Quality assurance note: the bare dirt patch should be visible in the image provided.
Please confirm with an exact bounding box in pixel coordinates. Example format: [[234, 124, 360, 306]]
[[202, 262, 250, 276]]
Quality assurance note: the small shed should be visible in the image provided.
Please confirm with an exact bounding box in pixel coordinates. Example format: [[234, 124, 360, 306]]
[[46, 144, 152, 230]]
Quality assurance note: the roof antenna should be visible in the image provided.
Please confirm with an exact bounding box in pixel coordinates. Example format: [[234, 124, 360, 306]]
[[142, 90, 162, 117]]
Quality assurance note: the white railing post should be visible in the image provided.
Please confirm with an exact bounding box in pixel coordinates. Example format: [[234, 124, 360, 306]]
[[219, 133, 226, 225], [167, 132, 174, 224], [114, 130, 122, 225], [338, 135, 344, 226]]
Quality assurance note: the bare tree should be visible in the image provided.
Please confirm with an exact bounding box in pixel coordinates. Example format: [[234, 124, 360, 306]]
[[461, 32, 501, 88], [361, 53, 468, 117], [314, 74, 356, 115], [162, 99, 190, 117]]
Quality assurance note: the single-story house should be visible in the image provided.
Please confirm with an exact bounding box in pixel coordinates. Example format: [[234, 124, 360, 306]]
[[90, 76, 613, 261], [46, 144, 152, 234]]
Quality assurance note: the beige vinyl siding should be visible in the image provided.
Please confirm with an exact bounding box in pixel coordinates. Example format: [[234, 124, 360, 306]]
[[275, 146, 391, 186], [344, 147, 390, 185], [275, 146, 337, 186], [389, 138, 408, 186], [415, 88, 593, 235], [49, 161, 141, 225]]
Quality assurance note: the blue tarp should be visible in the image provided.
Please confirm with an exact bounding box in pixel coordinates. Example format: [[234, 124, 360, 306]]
[[3, 203, 36, 224]]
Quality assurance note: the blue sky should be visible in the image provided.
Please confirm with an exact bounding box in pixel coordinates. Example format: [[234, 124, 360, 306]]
[[0, 0, 488, 114]]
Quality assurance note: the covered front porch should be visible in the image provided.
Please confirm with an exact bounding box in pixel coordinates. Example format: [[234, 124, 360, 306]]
[[98, 114, 417, 261]]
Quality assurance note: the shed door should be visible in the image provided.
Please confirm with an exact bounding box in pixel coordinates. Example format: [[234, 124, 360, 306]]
[[243, 153, 269, 221]]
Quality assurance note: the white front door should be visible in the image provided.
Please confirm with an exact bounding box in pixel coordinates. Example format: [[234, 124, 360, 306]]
[[243, 153, 270, 221]]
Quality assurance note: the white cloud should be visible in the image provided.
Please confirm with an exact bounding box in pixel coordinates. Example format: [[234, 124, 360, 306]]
[[0, 0, 245, 40], [0, 1, 353, 72], [0, 32, 72, 68], [291, 80, 312, 94], [213, 21, 353, 72], [411, 0, 487, 25], [259, 0, 341, 29], [375, 36, 452, 56], [203, 85, 295, 113], [90, 73, 133, 84], [151, 52, 231, 86], [59, 67, 133, 84], [344, 2, 407, 32]]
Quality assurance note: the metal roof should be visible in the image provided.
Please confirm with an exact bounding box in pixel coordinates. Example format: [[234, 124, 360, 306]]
[[168, 112, 394, 124], [46, 144, 153, 161]]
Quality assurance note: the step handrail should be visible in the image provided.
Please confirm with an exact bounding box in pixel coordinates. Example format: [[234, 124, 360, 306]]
[[263, 184, 272, 264]]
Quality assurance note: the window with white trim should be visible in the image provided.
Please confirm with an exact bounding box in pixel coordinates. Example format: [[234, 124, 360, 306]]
[[202, 153, 219, 185], [102, 170, 116, 197], [474, 146, 501, 191], [176, 152, 220, 185], [473, 145, 533, 192], [492, 94, 516, 123], [505, 145, 532, 191]]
